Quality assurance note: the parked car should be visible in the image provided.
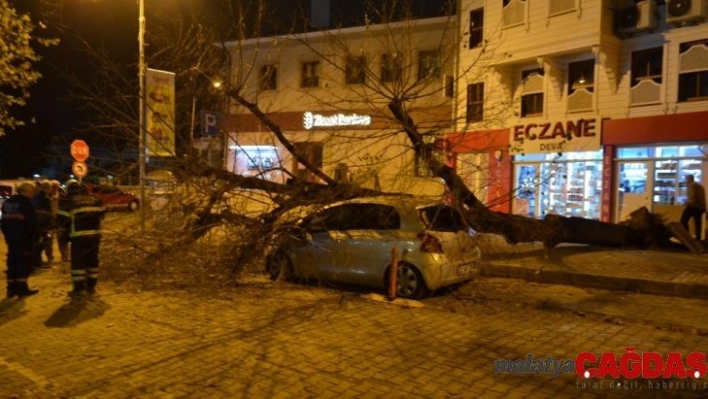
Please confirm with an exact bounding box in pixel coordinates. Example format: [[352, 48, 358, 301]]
[[266, 196, 481, 299], [86, 184, 140, 211]]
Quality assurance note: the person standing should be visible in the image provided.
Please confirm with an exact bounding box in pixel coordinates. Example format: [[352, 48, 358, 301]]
[[680, 174, 707, 241], [31, 179, 54, 269], [57, 181, 105, 297], [1, 182, 40, 298]]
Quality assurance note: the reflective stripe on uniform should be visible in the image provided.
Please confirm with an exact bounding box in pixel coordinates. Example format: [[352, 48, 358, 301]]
[[87, 267, 99, 279], [71, 270, 87, 282], [71, 230, 101, 238], [71, 206, 104, 215]]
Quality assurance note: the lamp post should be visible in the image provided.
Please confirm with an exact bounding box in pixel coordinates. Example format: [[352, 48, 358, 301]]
[[138, 0, 146, 230]]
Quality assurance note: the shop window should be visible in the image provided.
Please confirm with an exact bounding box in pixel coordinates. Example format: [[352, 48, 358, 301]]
[[418, 50, 441, 80], [259, 65, 277, 91], [521, 68, 544, 117], [345, 56, 366, 85], [502, 0, 526, 27], [469, 8, 484, 48], [678, 40, 708, 102], [381, 53, 402, 83], [301, 61, 320, 88], [466, 83, 484, 122]]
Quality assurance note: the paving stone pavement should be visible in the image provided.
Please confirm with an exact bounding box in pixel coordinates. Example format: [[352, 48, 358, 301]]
[[480, 244, 708, 299], [0, 266, 707, 399]]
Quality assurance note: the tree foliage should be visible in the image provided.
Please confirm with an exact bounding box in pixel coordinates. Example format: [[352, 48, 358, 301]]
[[0, 0, 56, 136]]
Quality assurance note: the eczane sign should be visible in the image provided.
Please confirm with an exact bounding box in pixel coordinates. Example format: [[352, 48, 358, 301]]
[[510, 118, 602, 154]]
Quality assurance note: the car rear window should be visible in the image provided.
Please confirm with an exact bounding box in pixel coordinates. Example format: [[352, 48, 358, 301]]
[[419, 205, 467, 232]]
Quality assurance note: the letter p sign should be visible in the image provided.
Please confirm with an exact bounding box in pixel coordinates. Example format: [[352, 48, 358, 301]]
[[201, 111, 220, 137]]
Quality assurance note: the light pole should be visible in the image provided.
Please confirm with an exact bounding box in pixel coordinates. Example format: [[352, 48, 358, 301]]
[[138, 0, 146, 230]]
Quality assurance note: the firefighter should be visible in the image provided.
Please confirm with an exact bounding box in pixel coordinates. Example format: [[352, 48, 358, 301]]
[[1, 182, 40, 298], [57, 180, 105, 297]]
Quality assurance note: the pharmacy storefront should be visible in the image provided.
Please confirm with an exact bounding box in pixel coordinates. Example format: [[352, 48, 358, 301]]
[[511, 117, 604, 220], [603, 111, 708, 224]]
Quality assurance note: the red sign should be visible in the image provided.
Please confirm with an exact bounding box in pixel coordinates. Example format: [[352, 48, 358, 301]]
[[72, 161, 88, 178], [70, 140, 90, 162]]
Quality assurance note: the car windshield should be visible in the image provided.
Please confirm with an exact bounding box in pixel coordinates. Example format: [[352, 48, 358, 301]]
[[419, 205, 467, 232]]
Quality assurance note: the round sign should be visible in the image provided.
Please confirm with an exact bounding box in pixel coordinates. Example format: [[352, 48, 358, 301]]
[[72, 161, 88, 178], [70, 140, 90, 162]]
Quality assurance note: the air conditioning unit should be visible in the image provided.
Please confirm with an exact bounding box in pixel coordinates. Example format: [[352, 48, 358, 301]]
[[666, 0, 708, 25], [617, 0, 657, 34]]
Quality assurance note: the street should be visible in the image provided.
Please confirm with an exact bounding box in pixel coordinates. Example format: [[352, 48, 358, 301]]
[[1, 259, 707, 398]]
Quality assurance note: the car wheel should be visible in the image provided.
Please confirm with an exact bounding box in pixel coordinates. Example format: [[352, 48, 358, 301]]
[[128, 200, 139, 211], [267, 251, 293, 281], [395, 263, 427, 299]]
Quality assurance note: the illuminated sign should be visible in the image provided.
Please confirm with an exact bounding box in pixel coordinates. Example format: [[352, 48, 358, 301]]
[[303, 111, 372, 130], [510, 118, 602, 154]]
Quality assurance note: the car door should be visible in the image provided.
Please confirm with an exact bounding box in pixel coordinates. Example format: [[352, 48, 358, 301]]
[[291, 205, 350, 281]]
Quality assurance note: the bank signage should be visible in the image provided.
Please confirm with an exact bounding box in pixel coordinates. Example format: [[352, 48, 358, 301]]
[[303, 111, 372, 130], [510, 118, 602, 154]]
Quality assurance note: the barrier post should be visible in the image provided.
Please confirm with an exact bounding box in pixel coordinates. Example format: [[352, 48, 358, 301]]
[[388, 246, 398, 300]]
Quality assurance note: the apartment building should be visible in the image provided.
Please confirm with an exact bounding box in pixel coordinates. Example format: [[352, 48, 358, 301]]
[[220, 13, 457, 196], [451, 0, 708, 226]]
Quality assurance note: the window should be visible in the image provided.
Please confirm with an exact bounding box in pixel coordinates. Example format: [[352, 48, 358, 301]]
[[521, 68, 544, 117], [259, 65, 277, 91], [678, 40, 708, 102], [502, 0, 526, 27], [345, 56, 366, 85], [444, 75, 454, 98], [466, 83, 484, 122], [381, 53, 402, 82], [419, 205, 467, 232], [301, 61, 320, 88], [418, 50, 441, 80], [549, 0, 575, 15], [631, 47, 663, 86], [568, 59, 594, 94], [469, 9, 484, 48]]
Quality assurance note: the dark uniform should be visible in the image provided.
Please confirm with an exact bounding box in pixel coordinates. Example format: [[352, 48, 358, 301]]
[[1, 183, 40, 297], [57, 182, 105, 295]]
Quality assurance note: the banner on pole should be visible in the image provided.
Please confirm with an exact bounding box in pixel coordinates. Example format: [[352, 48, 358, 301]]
[[145, 68, 176, 157]]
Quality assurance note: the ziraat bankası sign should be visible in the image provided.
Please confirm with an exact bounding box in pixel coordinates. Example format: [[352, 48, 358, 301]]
[[509, 118, 602, 154]]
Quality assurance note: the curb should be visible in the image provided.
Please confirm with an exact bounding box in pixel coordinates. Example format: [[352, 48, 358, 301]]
[[480, 262, 708, 300]]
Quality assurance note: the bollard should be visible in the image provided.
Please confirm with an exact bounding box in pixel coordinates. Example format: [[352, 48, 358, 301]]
[[388, 246, 398, 301]]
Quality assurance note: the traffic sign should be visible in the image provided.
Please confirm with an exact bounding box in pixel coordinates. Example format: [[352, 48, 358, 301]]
[[72, 161, 88, 178], [70, 140, 90, 162]]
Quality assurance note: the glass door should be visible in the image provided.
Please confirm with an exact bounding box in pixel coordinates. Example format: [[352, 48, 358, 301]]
[[616, 161, 652, 221], [514, 164, 538, 218]]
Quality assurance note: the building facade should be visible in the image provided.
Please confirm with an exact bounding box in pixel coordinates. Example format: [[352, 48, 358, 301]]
[[221, 15, 458, 197], [451, 0, 708, 228]]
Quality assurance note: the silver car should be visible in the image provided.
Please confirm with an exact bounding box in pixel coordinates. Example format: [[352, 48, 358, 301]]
[[266, 196, 481, 299]]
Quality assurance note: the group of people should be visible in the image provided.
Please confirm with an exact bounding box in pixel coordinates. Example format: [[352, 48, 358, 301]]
[[1, 180, 105, 299]]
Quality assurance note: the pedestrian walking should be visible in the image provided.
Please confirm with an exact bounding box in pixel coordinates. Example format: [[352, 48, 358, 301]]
[[57, 181, 105, 297], [1, 182, 40, 298], [680, 174, 707, 241], [31, 179, 54, 269]]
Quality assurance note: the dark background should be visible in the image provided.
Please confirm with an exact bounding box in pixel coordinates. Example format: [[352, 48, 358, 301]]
[[0, 0, 452, 179]]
